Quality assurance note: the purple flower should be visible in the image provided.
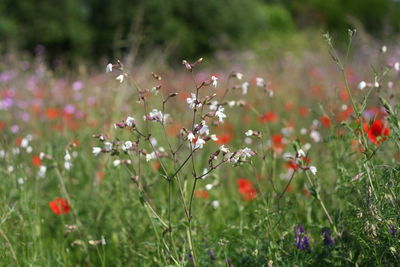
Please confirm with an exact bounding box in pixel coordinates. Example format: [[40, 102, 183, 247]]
[[294, 224, 310, 251], [64, 104, 76, 115], [208, 249, 216, 261], [322, 228, 335, 246], [72, 80, 83, 91], [390, 225, 396, 237]]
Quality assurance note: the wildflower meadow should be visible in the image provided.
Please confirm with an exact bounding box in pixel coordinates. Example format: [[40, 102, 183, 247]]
[[1, 30, 400, 266]]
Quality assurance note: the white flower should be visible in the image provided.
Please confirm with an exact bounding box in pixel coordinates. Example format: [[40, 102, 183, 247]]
[[212, 200, 220, 208], [26, 146, 33, 153], [241, 147, 254, 158], [381, 45, 387, 53], [244, 137, 252, 144], [215, 106, 226, 123], [116, 74, 124, 83], [211, 76, 218, 88], [113, 160, 121, 167], [21, 138, 29, 148], [395, 62, 400, 71], [122, 141, 133, 151], [310, 130, 321, 143], [236, 73, 243, 80], [149, 109, 167, 123], [300, 128, 307, 135], [297, 149, 305, 158], [12, 148, 20, 155], [219, 145, 229, 153], [150, 86, 159, 95], [0, 150, 5, 158], [201, 168, 209, 179], [309, 166, 317, 175], [18, 177, 24, 185], [194, 138, 206, 149], [186, 93, 200, 109], [64, 151, 72, 161], [7, 166, 14, 173], [205, 184, 213, 190], [92, 147, 102, 156], [242, 82, 249, 95], [199, 120, 209, 135], [187, 132, 195, 142], [64, 161, 72, 170], [104, 142, 113, 151], [227, 153, 239, 164], [210, 134, 218, 141], [149, 137, 158, 147], [358, 81, 367, 90], [303, 143, 311, 151], [106, 63, 113, 73], [125, 116, 135, 127], [374, 81, 379, 88], [256, 77, 265, 88], [38, 165, 47, 178], [245, 129, 253, 136], [228, 101, 236, 107], [209, 101, 218, 111], [146, 152, 156, 162]]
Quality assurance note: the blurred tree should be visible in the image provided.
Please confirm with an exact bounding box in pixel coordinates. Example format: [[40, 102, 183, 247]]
[[0, 0, 399, 63], [287, 0, 400, 37]]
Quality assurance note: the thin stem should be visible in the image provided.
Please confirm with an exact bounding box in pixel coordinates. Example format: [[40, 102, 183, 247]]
[[277, 169, 297, 200], [305, 173, 338, 236]]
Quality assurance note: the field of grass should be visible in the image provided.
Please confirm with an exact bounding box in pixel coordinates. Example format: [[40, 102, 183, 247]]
[[1, 33, 400, 266]]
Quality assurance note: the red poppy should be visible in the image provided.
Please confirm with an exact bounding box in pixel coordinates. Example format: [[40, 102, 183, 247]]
[[339, 88, 349, 102], [0, 121, 5, 131], [215, 133, 233, 145], [320, 115, 331, 128], [337, 106, 353, 122], [285, 101, 294, 111], [32, 155, 42, 167], [46, 108, 60, 119], [243, 115, 252, 125], [72, 139, 80, 147], [152, 161, 160, 170], [237, 178, 257, 201], [286, 155, 310, 171], [311, 85, 323, 96], [259, 112, 278, 123], [271, 134, 285, 154], [299, 107, 309, 117], [194, 190, 209, 199], [286, 159, 299, 170], [95, 171, 105, 185], [15, 137, 23, 147], [363, 119, 390, 145], [49, 198, 71, 215]]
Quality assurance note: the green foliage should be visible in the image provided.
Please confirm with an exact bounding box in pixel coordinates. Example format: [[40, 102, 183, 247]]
[[2, 0, 400, 61], [288, 0, 400, 37]]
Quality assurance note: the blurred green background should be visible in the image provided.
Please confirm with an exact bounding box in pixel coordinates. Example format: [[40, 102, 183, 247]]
[[1, 0, 399, 62]]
